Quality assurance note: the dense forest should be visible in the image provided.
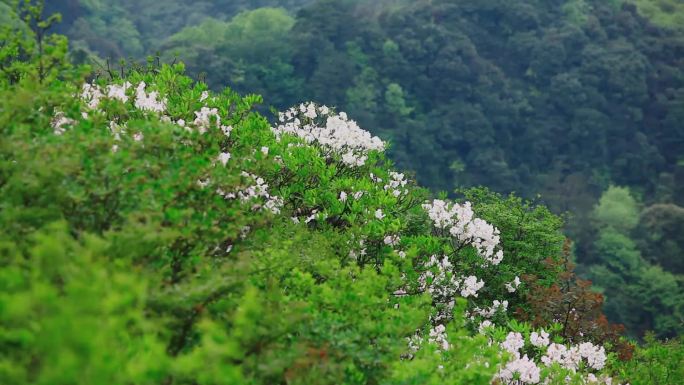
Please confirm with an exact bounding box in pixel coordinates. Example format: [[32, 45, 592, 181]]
[[43, 0, 684, 340], [1, 1, 683, 384]]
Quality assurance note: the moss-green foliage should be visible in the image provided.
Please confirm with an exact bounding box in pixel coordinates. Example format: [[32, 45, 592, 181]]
[[160, 8, 301, 106], [0, 12, 507, 383], [44, 0, 684, 339], [3, 3, 684, 384], [628, 0, 684, 29], [586, 187, 684, 338], [0, 60, 500, 384], [613, 334, 684, 385]]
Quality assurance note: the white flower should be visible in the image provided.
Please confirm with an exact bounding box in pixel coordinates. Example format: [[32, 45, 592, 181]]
[[422, 199, 503, 265], [339, 191, 347, 202], [260, 146, 269, 155], [221, 125, 233, 137], [272, 104, 384, 168], [498, 355, 540, 384], [200, 91, 209, 102], [384, 172, 409, 197], [218, 152, 231, 166], [459, 275, 484, 297], [106, 81, 130, 102], [578, 342, 607, 370], [133, 132, 144, 142], [51, 111, 74, 135], [428, 324, 449, 351], [383, 235, 400, 246], [134, 82, 167, 113], [374, 209, 385, 220], [81, 83, 103, 109], [501, 332, 525, 356], [478, 320, 493, 334], [530, 329, 550, 348], [304, 102, 317, 119], [541, 343, 567, 367], [505, 276, 521, 293], [193, 107, 220, 133]]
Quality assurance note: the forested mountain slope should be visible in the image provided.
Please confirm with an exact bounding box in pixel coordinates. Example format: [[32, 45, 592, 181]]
[[2, 2, 684, 384], [23, 0, 684, 338]]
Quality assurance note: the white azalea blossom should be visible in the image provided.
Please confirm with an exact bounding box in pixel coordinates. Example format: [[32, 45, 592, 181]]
[[478, 320, 493, 334], [218, 152, 231, 166], [459, 275, 485, 298], [272, 103, 384, 168], [51, 111, 74, 135], [502, 332, 525, 356], [106, 81, 131, 102], [505, 276, 521, 293], [428, 324, 450, 351], [423, 199, 504, 265], [81, 83, 103, 109], [134, 81, 166, 113], [530, 330, 550, 348], [498, 354, 541, 384]]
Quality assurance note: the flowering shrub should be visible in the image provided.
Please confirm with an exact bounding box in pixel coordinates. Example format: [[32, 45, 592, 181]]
[[0, 11, 655, 385]]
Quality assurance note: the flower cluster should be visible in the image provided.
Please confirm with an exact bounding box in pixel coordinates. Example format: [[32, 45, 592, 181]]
[[489, 326, 611, 385], [529, 330, 550, 348], [422, 200, 504, 265], [383, 171, 409, 197], [505, 276, 521, 293], [499, 354, 541, 384], [134, 81, 167, 113], [428, 324, 450, 351], [417, 255, 485, 322], [478, 314, 621, 385], [540, 342, 607, 371], [471, 300, 510, 319], [272, 102, 385, 167], [51, 111, 75, 135], [502, 332, 525, 355], [106, 81, 130, 102], [190, 106, 232, 136], [217, 172, 283, 215]]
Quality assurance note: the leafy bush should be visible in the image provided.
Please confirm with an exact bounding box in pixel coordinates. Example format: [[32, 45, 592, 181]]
[[1, 3, 679, 385]]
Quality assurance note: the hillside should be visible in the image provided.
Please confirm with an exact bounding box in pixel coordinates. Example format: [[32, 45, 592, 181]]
[[41, 1, 684, 337], [1, 2, 683, 385]]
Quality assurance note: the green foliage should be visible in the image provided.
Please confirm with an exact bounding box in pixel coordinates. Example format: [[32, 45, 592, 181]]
[[593, 186, 640, 234], [613, 334, 684, 385], [0, 22, 513, 383], [3, 4, 684, 383], [162, 8, 301, 107], [0, 0, 78, 86], [45, 0, 684, 337], [587, 187, 684, 338], [637, 204, 684, 274], [628, 0, 684, 30]]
